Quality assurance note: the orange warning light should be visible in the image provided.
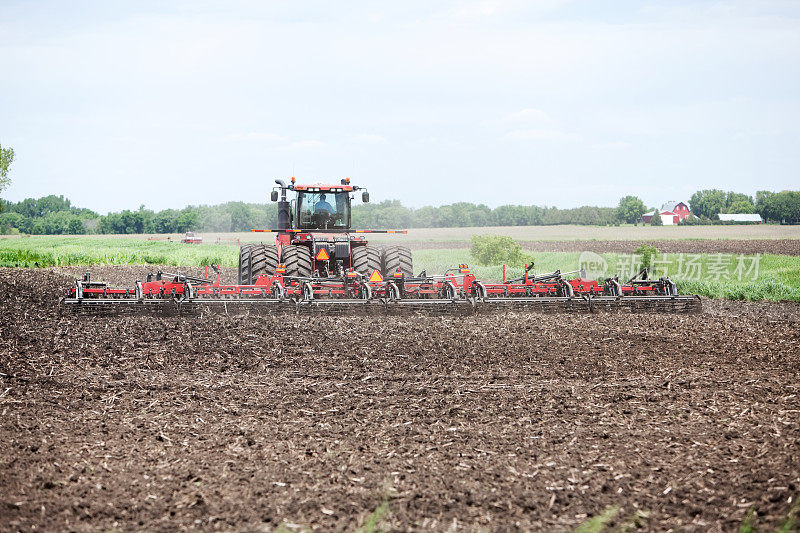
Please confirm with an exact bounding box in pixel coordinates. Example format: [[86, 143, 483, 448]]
[[315, 248, 330, 261], [368, 270, 383, 283]]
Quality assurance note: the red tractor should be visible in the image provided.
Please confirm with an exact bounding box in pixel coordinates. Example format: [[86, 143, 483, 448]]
[[238, 178, 413, 284], [181, 232, 203, 244]]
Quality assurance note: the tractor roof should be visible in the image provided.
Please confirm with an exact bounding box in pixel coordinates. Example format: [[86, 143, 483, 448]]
[[294, 182, 354, 192]]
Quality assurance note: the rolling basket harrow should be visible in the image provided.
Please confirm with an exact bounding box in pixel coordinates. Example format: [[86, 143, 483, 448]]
[[61, 264, 701, 315]]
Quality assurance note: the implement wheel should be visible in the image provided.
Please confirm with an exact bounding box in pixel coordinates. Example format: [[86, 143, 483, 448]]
[[382, 245, 413, 278], [281, 245, 313, 278], [352, 246, 382, 278]]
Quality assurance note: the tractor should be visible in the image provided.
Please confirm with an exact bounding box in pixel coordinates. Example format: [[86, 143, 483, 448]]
[[237, 178, 413, 284]]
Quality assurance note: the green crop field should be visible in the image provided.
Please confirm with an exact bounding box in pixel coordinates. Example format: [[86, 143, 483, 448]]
[[2, 236, 799, 301], [0, 236, 238, 268], [415, 249, 800, 302]]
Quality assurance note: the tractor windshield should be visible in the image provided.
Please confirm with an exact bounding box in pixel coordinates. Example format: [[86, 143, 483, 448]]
[[297, 191, 350, 230]]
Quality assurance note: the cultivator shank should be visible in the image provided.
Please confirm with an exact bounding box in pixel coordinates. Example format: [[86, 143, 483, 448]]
[[61, 265, 700, 315]]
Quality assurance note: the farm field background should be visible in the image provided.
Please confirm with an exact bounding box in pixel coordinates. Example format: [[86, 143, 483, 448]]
[[1, 234, 799, 301], [2, 223, 798, 243]]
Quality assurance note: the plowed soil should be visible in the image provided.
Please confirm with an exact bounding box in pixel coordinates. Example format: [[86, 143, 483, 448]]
[[1, 267, 799, 532]]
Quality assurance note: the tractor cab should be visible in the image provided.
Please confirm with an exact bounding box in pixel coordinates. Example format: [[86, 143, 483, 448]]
[[295, 186, 351, 230], [270, 177, 369, 232]]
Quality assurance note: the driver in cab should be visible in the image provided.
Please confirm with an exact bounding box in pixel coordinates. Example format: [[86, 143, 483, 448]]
[[314, 194, 334, 215]]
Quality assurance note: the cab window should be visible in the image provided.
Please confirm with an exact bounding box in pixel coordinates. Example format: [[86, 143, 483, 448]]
[[297, 192, 349, 229]]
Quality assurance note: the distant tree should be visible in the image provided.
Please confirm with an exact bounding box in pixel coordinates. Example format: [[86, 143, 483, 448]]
[[726, 200, 755, 214], [493, 205, 528, 226], [175, 207, 199, 232], [67, 217, 86, 234], [152, 209, 179, 233], [0, 144, 14, 194], [615, 196, 647, 224], [726, 192, 753, 207], [229, 202, 253, 232], [762, 191, 800, 224], [10, 195, 72, 218], [649, 212, 663, 226], [689, 189, 727, 219], [0, 212, 24, 233], [411, 206, 437, 228]]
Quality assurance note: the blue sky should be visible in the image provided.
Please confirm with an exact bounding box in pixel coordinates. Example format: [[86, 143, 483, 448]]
[[1, 0, 798, 214]]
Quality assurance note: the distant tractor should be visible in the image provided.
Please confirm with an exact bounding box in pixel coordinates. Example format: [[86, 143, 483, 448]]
[[238, 178, 413, 284], [181, 232, 203, 244]]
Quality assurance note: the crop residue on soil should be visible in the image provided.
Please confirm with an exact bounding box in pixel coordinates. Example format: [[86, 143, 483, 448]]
[[1, 267, 799, 531]]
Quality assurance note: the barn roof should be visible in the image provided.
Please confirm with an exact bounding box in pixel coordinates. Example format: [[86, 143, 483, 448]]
[[718, 213, 762, 222], [661, 201, 686, 212]]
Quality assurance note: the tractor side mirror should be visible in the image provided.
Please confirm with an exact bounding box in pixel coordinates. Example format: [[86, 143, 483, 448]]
[[270, 190, 278, 202], [362, 191, 370, 203]]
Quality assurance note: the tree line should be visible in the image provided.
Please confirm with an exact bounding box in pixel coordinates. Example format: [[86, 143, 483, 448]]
[[688, 189, 800, 224], [1, 189, 798, 235]]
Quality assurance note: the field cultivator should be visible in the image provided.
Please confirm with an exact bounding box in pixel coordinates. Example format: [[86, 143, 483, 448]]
[[60, 264, 701, 315]]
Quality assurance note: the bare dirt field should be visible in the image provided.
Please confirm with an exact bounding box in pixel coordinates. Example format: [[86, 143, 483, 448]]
[[1, 267, 799, 531]]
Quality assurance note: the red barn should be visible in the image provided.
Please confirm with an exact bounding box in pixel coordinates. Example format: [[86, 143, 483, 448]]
[[661, 201, 690, 221], [642, 201, 690, 225]]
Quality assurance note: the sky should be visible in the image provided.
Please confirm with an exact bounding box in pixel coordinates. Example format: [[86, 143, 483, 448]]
[[1, 0, 799, 214]]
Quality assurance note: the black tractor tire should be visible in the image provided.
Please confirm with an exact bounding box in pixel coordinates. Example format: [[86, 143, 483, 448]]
[[351, 246, 383, 278], [253, 244, 279, 279], [238, 245, 254, 285], [238, 244, 280, 284], [381, 245, 414, 278], [281, 245, 313, 278]]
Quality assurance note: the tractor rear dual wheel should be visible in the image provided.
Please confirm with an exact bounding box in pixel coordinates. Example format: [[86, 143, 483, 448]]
[[352, 245, 414, 280], [238, 244, 279, 284], [281, 245, 313, 277], [381, 245, 413, 278], [352, 246, 382, 278]]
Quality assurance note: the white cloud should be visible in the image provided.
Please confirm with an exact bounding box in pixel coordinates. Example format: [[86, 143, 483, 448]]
[[227, 132, 286, 142], [504, 108, 552, 124], [504, 129, 582, 143], [350, 134, 388, 145], [449, 0, 567, 22], [593, 141, 633, 150], [275, 140, 327, 152]]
